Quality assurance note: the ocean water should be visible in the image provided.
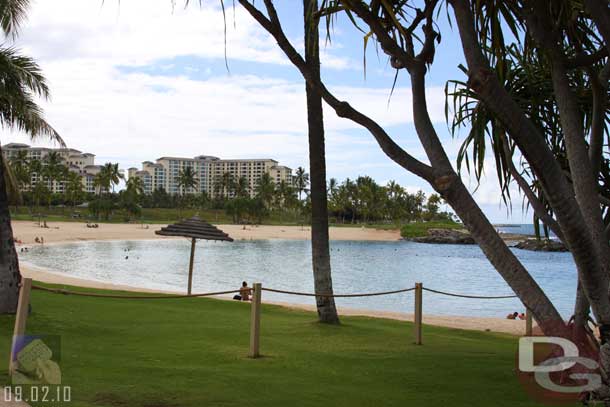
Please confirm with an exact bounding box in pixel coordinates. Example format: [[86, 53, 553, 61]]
[[20, 239, 577, 318], [496, 224, 557, 237]]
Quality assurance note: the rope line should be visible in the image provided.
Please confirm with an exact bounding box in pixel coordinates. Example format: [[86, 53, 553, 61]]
[[31, 284, 517, 300], [422, 287, 517, 299], [261, 287, 416, 298], [32, 285, 242, 299]]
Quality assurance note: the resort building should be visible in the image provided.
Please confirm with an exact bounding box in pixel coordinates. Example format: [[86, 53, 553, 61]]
[[128, 155, 293, 197], [1, 143, 105, 194]]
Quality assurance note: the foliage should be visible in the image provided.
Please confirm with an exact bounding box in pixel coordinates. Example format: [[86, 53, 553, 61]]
[[400, 221, 463, 238]]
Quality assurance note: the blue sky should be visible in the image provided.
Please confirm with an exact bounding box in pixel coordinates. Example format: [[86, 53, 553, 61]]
[[7, 0, 528, 223]]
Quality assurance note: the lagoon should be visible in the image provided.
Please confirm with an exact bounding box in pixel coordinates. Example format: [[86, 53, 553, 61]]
[[21, 239, 577, 318]]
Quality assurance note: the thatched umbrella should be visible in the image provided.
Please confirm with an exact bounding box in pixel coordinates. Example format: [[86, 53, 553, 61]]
[[155, 217, 233, 294]]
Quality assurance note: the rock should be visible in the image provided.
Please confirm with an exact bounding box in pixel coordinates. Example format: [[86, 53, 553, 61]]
[[411, 228, 476, 245], [514, 238, 568, 252]]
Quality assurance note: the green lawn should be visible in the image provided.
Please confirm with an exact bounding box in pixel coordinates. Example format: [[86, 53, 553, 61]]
[[0, 283, 552, 406], [400, 221, 463, 238]]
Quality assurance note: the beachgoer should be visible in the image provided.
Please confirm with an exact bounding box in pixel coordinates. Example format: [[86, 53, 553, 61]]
[[40, 237, 44, 244], [518, 313, 526, 320], [233, 281, 251, 301], [35, 237, 40, 244], [506, 312, 518, 320]]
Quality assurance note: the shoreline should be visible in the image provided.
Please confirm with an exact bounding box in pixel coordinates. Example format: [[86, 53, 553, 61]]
[[13, 220, 532, 336]]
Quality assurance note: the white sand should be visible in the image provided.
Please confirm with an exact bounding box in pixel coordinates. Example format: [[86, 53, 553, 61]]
[[13, 220, 529, 336]]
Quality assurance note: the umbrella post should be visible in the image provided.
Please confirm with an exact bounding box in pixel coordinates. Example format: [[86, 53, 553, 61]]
[[188, 238, 196, 295]]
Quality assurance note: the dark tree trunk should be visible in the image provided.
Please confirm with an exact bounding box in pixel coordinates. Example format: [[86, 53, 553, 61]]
[[0, 143, 21, 314], [303, 0, 339, 324]]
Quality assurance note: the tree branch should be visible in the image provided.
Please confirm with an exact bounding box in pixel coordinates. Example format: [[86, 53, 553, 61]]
[[237, 0, 435, 183]]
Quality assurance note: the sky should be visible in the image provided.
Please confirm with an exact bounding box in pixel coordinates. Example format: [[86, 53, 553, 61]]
[[5, 0, 530, 223]]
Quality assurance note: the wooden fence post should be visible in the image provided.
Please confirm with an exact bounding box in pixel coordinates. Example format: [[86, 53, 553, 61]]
[[414, 282, 423, 345], [249, 283, 262, 358], [525, 308, 533, 336], [9, 278, 32, 374], [187, 238, 196, 295]]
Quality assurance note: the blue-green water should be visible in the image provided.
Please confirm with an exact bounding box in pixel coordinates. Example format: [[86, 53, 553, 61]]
[[20, 239, 577, 318]]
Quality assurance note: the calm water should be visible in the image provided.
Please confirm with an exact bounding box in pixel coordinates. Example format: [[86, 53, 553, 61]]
[[21, 239, 577, 318], [496, 224, 557, 238]]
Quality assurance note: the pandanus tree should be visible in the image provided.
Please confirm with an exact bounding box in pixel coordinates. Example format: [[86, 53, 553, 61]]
[[0, 0, 62, 313], [223, 0, 610, 399]]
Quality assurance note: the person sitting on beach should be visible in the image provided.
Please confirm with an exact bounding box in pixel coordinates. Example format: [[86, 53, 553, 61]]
[[233, 281, 252, 301], [34, 237, 40, 244], [506, 312, 518, 320], [518, 313, 526, 320]]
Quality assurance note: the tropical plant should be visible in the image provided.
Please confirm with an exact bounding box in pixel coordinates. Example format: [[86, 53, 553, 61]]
[[64, 171, 84, 210], [0, 0, 62, 313], [234, 176, 250, 198], [231, 1, 610, 397], [254, 173, 275, 208], [294, 166, 309, 200], [176, 167, 198, 195], [302, 0, 338, 323]]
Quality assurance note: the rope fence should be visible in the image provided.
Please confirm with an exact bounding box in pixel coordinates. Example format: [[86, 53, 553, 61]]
[[421, 287, 518, 299], [32, 284, 241, 299], [9, 279, 533, 369]]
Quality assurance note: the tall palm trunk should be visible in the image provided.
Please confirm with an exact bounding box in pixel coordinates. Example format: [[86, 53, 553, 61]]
[[0, 144, 21, 313], [304, 0, 339, 324]]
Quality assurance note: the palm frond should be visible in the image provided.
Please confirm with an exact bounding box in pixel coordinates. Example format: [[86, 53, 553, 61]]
[[0, 0, 31, 38]]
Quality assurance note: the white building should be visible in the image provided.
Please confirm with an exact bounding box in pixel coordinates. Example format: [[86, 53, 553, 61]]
[[128, 155, 293, 197], [2, 143, 104, 194]]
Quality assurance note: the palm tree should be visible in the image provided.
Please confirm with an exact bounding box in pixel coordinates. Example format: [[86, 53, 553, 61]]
[[302, 0, 338, 323], [176, 167, 198, 195], [106, 162, 123, 193], [7, 150, 29, 210], [95, 162, 123, 195], [222, 171, 235, 198], [64, 171, 84, 210], [176, 167, 198, 218], [0, 0, 62, 313], [255, 173, 275, 208], [294, 166, 309, 200], [126, 176, 145, 196], [234, 176, 250, 198], [42, 151, 65, 207]]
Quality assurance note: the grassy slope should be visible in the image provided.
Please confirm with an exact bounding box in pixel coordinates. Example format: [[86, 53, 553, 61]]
[[0, 285, 550, 407], [400, 221, 463, 238]]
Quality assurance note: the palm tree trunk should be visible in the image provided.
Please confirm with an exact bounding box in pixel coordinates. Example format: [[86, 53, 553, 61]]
[[0, 144, 21, 313], [304, 0, 339, 324]]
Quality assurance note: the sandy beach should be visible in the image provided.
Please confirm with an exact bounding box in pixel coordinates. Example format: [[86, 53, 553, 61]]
[[12, 220, 530, 336], [12, 220, 401, 244]]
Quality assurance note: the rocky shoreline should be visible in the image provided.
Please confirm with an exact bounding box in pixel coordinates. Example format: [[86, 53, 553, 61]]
[[408, 228, 567, 252]]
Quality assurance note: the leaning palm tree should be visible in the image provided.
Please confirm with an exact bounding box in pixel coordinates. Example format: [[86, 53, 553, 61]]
[[0, 0, 62, 313]]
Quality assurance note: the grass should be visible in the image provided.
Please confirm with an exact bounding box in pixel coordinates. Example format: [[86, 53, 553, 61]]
[[9, 206, 408, 230], [0, 283, 551, 407], [400, 221, 463, 238]]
